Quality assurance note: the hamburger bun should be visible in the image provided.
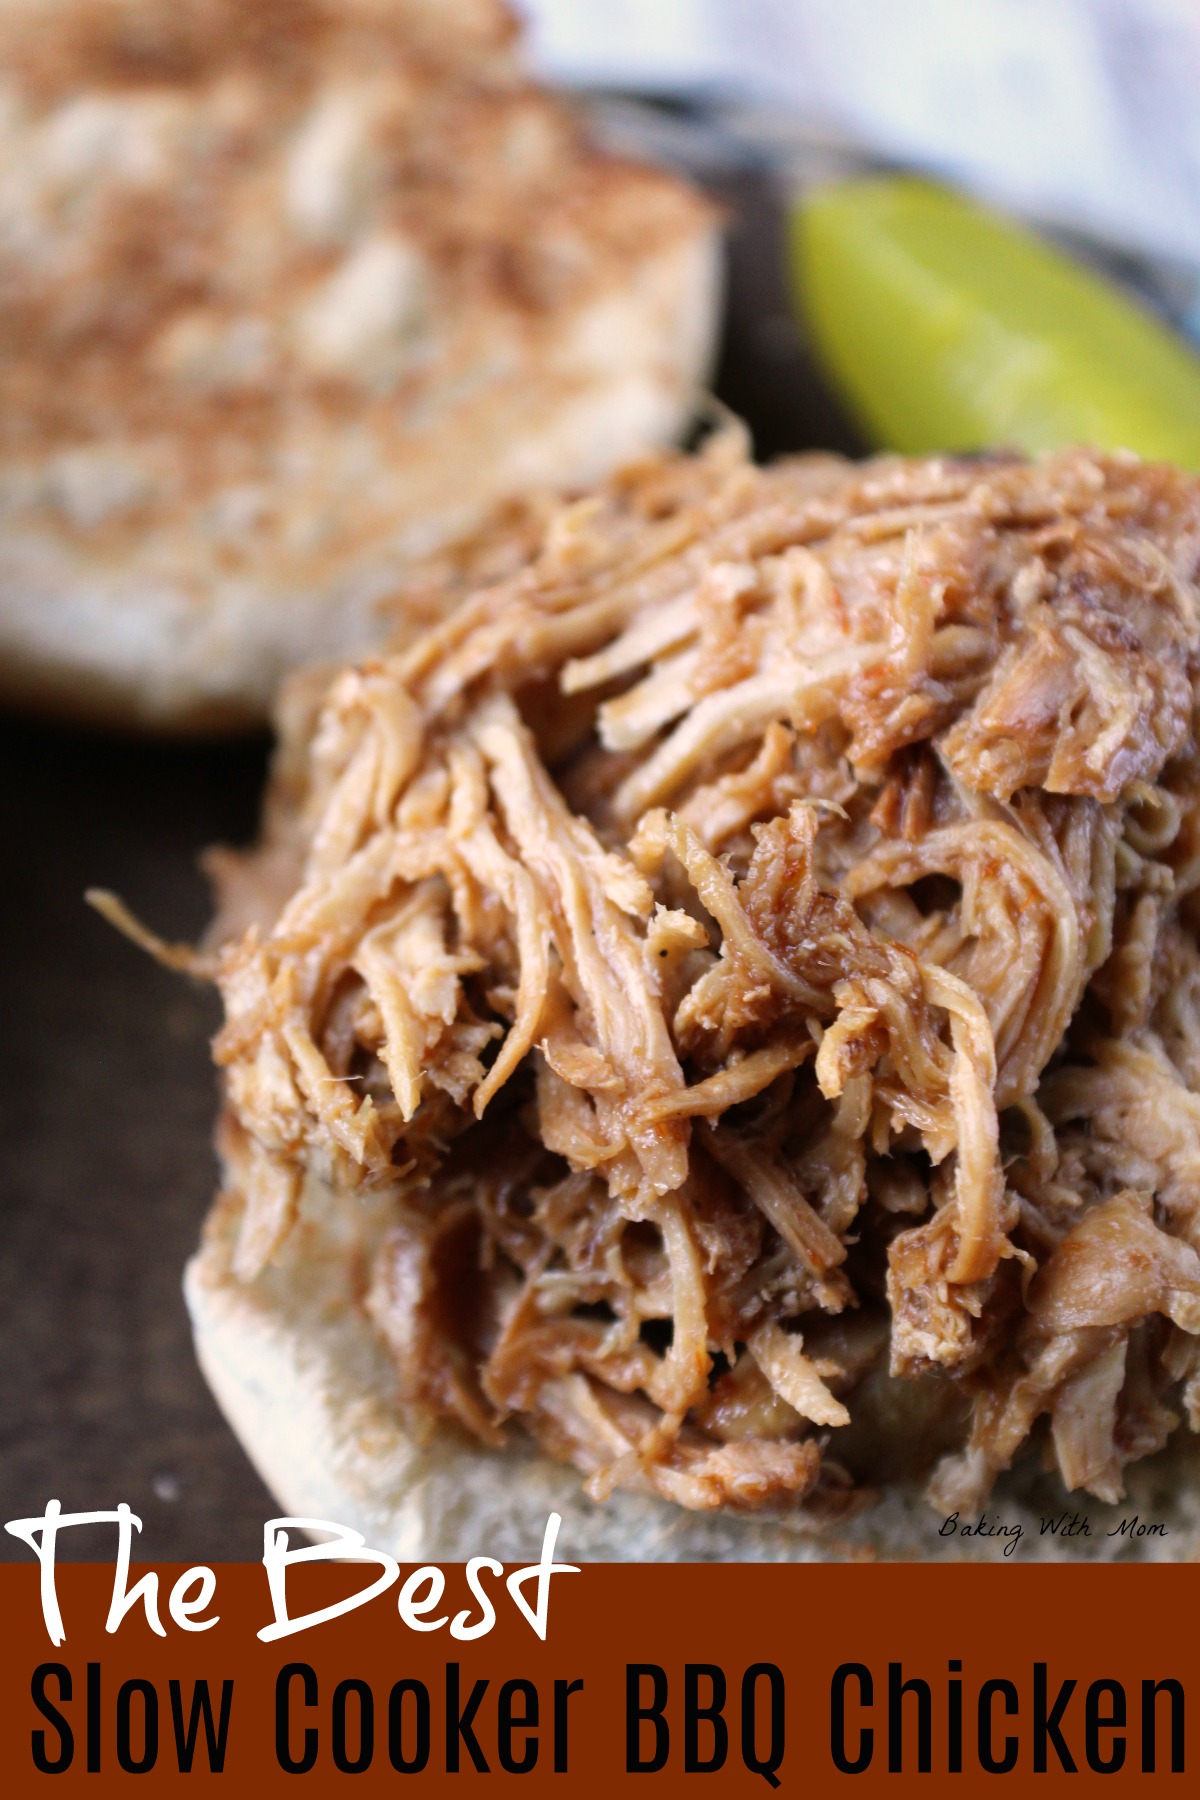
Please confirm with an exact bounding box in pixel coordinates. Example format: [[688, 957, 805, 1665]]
[[174, 429, 1200, 1559], [0, 0, 719, 729]]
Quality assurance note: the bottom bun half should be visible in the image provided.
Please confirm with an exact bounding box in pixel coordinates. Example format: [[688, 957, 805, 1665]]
[[185, 1178, 1200, 1564]]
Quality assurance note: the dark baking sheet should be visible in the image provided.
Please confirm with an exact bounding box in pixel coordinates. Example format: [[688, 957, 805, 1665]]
[[0, 172, 860, 1560]]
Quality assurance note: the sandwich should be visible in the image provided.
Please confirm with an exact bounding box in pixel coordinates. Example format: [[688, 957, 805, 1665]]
[[151, 427, 1200, 1559], [0, 0, 718, 729]]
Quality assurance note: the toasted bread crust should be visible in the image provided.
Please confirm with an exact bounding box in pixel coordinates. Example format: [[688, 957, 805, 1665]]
[[0, 0, 720, 726]]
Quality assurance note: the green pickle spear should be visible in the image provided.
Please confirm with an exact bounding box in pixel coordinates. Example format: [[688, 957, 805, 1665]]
[[791, 175, 1200, 468]]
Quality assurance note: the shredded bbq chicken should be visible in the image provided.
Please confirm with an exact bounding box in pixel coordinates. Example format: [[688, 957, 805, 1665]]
[[202, 429, 1200, 1514]]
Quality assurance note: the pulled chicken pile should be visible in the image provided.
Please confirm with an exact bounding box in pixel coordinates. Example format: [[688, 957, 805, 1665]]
[[206, 429, 1200, 1515]]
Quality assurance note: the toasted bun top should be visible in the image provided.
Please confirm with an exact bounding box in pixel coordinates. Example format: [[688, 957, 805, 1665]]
[[0, 0, 710, 557], [0, 0, 718, 728]]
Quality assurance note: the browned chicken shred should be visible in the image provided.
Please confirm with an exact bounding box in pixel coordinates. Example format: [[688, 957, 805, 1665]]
[[202, 430, 1200, 1515]]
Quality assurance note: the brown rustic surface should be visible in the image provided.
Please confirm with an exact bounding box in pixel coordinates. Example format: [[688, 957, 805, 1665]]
[[0, 172, 860, 1560]]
